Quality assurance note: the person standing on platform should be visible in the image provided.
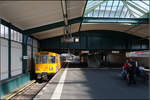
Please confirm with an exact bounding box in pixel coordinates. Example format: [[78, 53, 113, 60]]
[[126, 58, 136, 85], [122, 59, 128, 80]]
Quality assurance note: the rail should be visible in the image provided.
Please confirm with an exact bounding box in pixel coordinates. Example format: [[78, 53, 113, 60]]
[[5, 63, 69, 100]]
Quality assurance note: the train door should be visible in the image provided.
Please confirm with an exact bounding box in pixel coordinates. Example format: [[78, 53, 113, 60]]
[[41, 55, 48, 72], [56, 55, 59, 72], [57, 55, 61, 69], [48, 55, 56, 73]]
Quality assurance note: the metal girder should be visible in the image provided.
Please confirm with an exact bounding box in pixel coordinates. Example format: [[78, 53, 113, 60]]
[[126, 1, 146, 14], [78, 0, 88, 32], [61, 0, 68, 37], [83, 17, 149, 24], [98, 5, 101, 17], [141, 12, 149, 18], [23, 17, 82, 36], [103, 1, 108, 17], [84, 0, 107, 15], [61, 0, 73, 39], [130, 1, 148, 12], [114, 0, 121, 17], [125, 10, 129, 18], [119, 5, 125, 18], [109, 0, 114, 17], [124, 3, 141, 17], [39, 30, 149, 50], [141, 1, 149, 6], [122, 0, 136, 18], [61, 0, 68, 26]]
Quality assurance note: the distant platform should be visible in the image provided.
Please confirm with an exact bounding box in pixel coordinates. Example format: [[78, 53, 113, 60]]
[[34, 68, 149, 99]]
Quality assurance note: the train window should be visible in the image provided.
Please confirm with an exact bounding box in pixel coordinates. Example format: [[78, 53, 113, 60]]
[[49, 56, 55, 64], [36, 56, 41, 64], [42, 56, 47, 64]]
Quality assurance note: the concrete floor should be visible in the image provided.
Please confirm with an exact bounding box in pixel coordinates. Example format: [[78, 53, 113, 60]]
[[34, 68, 149, 99]]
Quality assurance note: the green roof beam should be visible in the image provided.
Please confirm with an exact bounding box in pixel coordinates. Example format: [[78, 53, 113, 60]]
[[130, 1, 149, 12], [114, 0, 121, 17], [124, 10, 129, 18], [83, 17, 149, 24], [109, 0, 114, 17], [140, 12, 150, 18], [141, 1, 149, 7], [97, 5, 101, 17], [84, 0, 107, 15], [24, 17, 82, 36], [103, 1, 108, 17], [122, 0, 136, 18], [119, 5, 125, 18], [126, 1, 146, 14]]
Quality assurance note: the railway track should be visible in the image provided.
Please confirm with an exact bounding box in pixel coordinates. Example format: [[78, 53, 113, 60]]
[[7, 62, 69, 100], [9, 80, 50, 100]]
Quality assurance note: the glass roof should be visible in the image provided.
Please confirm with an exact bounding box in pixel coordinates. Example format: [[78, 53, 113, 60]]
[[84, 0, 150, 18]]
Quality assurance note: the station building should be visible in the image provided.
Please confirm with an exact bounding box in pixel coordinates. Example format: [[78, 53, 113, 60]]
[[0, 0, 149, 99]]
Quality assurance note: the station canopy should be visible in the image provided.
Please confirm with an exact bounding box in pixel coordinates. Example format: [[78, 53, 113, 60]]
[[84, 0, 149, 18], [0, 0, 149, 39], [81, 0, 149, 39]]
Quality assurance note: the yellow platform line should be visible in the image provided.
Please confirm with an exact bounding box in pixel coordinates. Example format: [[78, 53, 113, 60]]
[[5, 80, 36, 100]]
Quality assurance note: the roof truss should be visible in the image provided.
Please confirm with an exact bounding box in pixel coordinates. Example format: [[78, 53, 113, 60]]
[[84, 0, 150, 18]]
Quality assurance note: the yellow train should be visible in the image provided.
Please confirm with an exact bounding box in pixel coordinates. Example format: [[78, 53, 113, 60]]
[[35, 51, 61, 80]]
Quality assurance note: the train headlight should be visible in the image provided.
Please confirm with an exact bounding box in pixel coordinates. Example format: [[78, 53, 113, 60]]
[[36, 67, 40, 71], [49, 67, 53, 70]]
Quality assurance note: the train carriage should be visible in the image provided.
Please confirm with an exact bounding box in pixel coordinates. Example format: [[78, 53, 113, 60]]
[[35, 51, 61, 80]]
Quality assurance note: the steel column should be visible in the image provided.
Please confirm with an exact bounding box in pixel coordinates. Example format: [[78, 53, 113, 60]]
[[8, 23, 11, 78], [22, 34, 28, 73], [0, 19, 1, 81], [30, 39, 34, 79]]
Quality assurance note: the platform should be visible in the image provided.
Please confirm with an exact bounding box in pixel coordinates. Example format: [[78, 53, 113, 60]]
[[34, 68, 149, 99]]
